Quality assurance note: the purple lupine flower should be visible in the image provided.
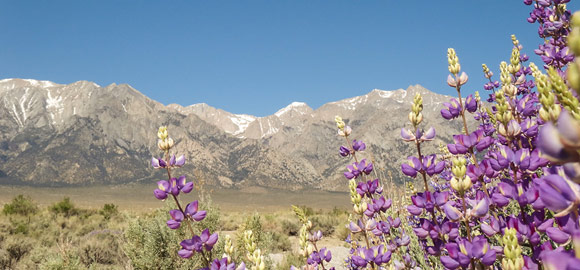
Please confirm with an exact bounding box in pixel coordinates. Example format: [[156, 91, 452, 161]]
[[466, 193, 490, 218], [464, 94, 477, 113], [411, 191, 447, 213], [546, 227, 571, 244], [421, 127, 436, 141], [489, 145, 514, 170], [210, 257, 238, 270], [541, 249, 580, 270], [178, 229, 219, 258], [357, 178, 379, 197], [365, 196, 392, 217], [443, 202, 463, 221], [441, 98, 462, 120], [339, 146, 350, 157], [167, 209, 184, 229], [564, 162, 580, 183], [349, 220, 364, 233], [176, 175, 194, 193], [344, 163, 361, 179], [518, 95, 538, 117], [358, 159, 373, 175], [480, 216, 500, 236], [539, 174, 580, 215], [440, 237, 496, 269], [352, 140, 366, 151], [447, 135, 473, 154], [309, 230, 323, 242], [184, 200, 207, 221], [422, 154, 445, 176], [344, 159, 372, 179], [538, 111, 580, 163], [307, 248, 332, 265], [151, 157, 167, 169], [401, 156, 421, 178], [154, 180, 173, 200], [168, 154, 186, 168], [401, 128, 416, 142]]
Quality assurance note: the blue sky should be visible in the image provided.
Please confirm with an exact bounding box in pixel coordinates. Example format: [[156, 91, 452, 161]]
[[1, 1, 577, 116]]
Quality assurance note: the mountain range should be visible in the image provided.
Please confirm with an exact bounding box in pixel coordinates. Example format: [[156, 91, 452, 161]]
[[0, 79, 462, 191]]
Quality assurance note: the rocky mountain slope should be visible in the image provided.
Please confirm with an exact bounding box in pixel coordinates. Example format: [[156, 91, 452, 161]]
[[0, 79, 463, 191]]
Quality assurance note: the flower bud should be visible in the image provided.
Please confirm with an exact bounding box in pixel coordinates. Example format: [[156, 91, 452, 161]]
[[158, 138, 174, 151], [461, 175, 472, 191], [447, 48, 461, 75], [458, 72, 468, 86], [338, 126, 352, 137], [509, 47, 521, 74], [502, 228, 524, 270], [569, 12, 580, 56], [157, 126, 168, 140], [450, 177, 461, 192], [500, 62, 512, 86], [335, 116, 345, 130], [307, 244, 315, 255], [568, 61, 580, 94]]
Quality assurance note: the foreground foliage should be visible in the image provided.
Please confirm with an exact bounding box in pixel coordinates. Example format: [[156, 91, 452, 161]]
[[146, 1, 580, 270]]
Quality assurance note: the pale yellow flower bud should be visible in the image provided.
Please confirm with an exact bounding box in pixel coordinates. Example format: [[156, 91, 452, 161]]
[[157, 126, 168, 140]]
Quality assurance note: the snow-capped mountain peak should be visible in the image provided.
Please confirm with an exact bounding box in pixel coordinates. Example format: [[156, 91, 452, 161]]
[[275, 102, 311, 117]]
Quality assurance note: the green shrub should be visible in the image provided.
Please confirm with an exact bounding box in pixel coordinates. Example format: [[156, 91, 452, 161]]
[[79, 234, 121, 266], [2, 236, 34, 267], [335, 222, 350, 241], [311, 215, 339, 236], [269, 231, 291, 252], [280, 219, 300, 236], [2, 195, 38, 216], [9, 219, 29, 235], [0, 249, 10, 270], [50, 197, 78, 217], [99, 203, 118, 220]]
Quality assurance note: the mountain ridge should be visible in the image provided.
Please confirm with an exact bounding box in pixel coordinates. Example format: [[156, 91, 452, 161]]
[[0, 78, 460, 191]]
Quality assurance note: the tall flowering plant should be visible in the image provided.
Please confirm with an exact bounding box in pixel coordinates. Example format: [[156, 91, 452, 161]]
[[328, 1, 580, 269], [150, 127, 246, 270], [330, 116, 422, 270]]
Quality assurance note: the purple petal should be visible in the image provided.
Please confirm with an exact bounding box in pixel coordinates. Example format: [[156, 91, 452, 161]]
[[153, 189, 168, 200], [546, 227, 571, 244], [181, 182, 194, 193], [175, 155, 186, 167], [440, 256, 460, 269], [169, 209, 184, 221], [191, 211, 207, 221], [178, 249, 193, 258], [167, 219, 181, 229], [185, 200, 199, 215]]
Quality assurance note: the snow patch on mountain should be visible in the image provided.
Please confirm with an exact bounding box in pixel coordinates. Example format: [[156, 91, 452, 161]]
[[330, 95, 369, 110], [275, 102, 309, 117], [46, 89, 64, 124], [229, 114, 256, 135]]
